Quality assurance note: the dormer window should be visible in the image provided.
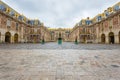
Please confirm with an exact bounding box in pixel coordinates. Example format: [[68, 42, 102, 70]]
[[9, 11, 15, 16], [0, 4, 6, 11]]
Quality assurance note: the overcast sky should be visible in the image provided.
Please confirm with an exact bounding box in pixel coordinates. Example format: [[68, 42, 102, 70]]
[[2, 0, 120, 28]]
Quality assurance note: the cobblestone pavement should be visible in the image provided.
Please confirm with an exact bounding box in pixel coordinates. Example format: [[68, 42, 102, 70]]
[[0, 42, 120, 80], [0, 42, 120, 50]]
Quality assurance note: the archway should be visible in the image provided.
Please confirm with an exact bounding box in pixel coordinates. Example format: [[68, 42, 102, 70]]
[[101, 34, 105, 43], [5, 32, 11, 43], [109, 32, 115, 44], [118, 31, 120, 43], [14, 33, 18, 43]]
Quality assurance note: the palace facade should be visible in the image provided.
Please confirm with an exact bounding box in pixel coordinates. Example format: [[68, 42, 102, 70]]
[[69, 2, 120, 44], [0, 1, 51, 43], [0, 1, 120, 44], [49, 28, 71, 42]]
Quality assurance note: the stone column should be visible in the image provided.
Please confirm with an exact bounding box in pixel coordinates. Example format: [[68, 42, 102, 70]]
[[11, 36, 14, 43], [1, 34, 5, 43], [115, 35, 119, 44]]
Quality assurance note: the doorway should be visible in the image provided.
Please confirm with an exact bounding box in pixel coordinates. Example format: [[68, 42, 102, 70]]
[[5, 32, 11, 43], [14, 33, 18, 43], [109, 32, 114, 44]]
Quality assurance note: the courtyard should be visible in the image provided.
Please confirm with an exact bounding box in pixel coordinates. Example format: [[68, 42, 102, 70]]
[[0, 42, 120, 80], [0, 42, 120, 50]]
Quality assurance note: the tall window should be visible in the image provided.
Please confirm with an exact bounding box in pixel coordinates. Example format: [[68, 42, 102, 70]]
[[119, 15, 120, 24], [7, 19, 11, 28], [113, 16, 118, 25], [16, 23, 19, 30], [108, 19, 112, 30], [101, 23, 104, 31]]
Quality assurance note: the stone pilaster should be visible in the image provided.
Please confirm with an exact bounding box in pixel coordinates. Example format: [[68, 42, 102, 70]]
[[115, 35, 119, 44], [106, 36, 109, 44], [1, 34, 5, 43]]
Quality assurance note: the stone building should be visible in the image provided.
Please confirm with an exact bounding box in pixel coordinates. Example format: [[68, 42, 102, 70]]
[[29, 21, 51, 43], [0, 0, 120, 44], [49, 28, 71, 42], [0, 1, 51, 43], [70, 2, 120, 44]]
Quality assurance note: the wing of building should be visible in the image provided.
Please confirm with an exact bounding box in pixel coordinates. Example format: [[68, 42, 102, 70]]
[[69, 2, 120, 44], [0, 0, 51, 43]]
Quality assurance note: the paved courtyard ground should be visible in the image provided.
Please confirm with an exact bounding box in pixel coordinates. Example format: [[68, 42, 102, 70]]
[[0, 42, 120, 50], [0, 42, 120, 80]]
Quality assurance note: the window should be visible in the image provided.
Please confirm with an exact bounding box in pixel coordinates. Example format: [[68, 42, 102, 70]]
[[16, 23, 19, 30], [113, 16, 118, 25], [7, 19, 11, 28], [101, 23, 104, 31], [34, 29, 37, 33], [109, 19, 112, 26], [119, 15, 120, 21]]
